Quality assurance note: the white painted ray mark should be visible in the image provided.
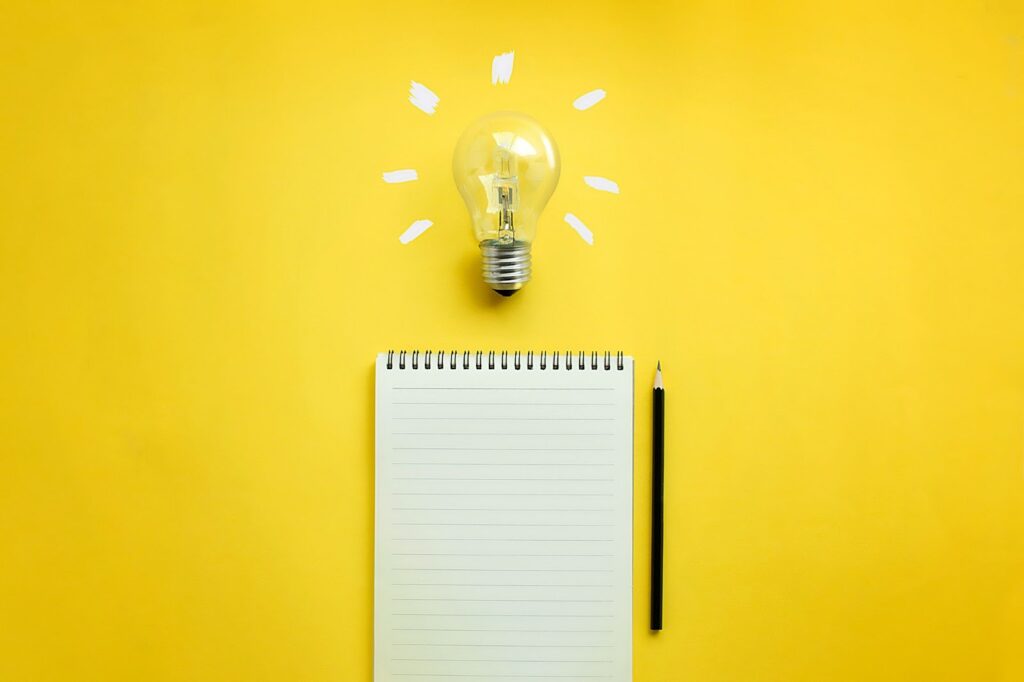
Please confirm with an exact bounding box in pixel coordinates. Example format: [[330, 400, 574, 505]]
[[409, 81, 439, 114], [399, 219, 433, 244], [573, 88, 607, 110], [491, 51, 515, 85], [382, 169, 418, 184], [584, 176, 620, 194], [564, 213, 594, 245]]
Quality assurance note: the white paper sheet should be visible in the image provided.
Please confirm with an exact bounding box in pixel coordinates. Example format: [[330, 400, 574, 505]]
[[374, 352, 633, 681]]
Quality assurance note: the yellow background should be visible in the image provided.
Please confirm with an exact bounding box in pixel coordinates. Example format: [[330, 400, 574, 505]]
[[2, 1, 1023, 680]]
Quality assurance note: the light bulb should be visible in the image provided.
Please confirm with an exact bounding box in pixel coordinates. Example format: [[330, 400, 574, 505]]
[[453, 112, 560, 296]]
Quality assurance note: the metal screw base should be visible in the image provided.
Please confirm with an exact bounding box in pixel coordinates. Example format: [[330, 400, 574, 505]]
[[480, 240, 531, 296]]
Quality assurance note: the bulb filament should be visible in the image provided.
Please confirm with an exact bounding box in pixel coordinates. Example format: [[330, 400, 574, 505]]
[[494, 148, 519, 246], [497, 186, 515, 244]]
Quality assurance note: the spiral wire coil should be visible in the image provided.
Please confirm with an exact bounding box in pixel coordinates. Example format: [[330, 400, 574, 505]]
[[385, 350, 625, 371]]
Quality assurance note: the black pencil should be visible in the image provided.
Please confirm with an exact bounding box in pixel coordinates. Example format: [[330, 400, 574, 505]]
[[651, 361, 665, 631]]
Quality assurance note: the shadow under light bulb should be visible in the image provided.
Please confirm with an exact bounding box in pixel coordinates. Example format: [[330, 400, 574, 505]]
[[453, 112, 560, 296]]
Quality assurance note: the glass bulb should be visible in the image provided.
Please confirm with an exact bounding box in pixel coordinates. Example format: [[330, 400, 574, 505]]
[[453, 112, 560, 296]]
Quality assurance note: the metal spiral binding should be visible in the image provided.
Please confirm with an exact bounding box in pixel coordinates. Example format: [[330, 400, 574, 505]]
[[386, 350, 625, 370]]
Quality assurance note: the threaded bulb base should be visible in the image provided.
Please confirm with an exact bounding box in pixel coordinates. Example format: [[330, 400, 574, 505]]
[[480, 240, 531, 296]]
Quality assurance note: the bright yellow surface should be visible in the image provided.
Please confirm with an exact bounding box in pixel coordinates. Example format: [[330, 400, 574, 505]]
[[2, 1, 1023, 680]]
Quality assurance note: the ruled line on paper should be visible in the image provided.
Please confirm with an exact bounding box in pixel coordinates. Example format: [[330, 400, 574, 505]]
[[391, 671, 610, 675], [392, 387, 615, 391], [395, 444, 610, 448], [395, 523, 613, 527], [394, 459, 613, 463], [392, 493, 614, 496], [393, 613, 614, 617], [395, 626, 610, 630], [393, 638, 614, 647], [393, 433, 615, 436], [394, 455, 614, 458], [389, 667, 610, 675], [391, 565, 610, 569], [393, 552, 614, 556], [395, 581, 610, 585], [394, 472, 613, 477], [392, 509, 614, 513], [394, 480, 613, 484], [395, 598, 613, 603], [392, 540, 614, 543], [393, 463, 615, 467], [391, 399, 614, 403], [393, 418, 615, 421], [394, 446, 614, 450], [393, 628, 613, 633], [391, 655, 610, 659]]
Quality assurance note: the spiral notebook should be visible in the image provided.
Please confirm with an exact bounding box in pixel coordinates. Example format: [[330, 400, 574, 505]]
[[375, 350, 634, 682]]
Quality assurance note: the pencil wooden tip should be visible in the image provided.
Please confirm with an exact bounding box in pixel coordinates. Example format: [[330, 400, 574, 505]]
[[654, 363, 664, 389]]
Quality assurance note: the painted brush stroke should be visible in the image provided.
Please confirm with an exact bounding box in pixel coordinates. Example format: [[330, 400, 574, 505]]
[[382, 169, 418, 184], [399, 219, 433, 244], [584, 176, 620, 194], [564, 213, 594, 245], [408, 81, 440, 114], [491, 51, 515, 85], [573, 88, 607, 110]]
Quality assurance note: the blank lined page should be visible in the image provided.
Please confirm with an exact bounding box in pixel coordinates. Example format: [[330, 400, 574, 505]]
[[374, 352, 633, 682]]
